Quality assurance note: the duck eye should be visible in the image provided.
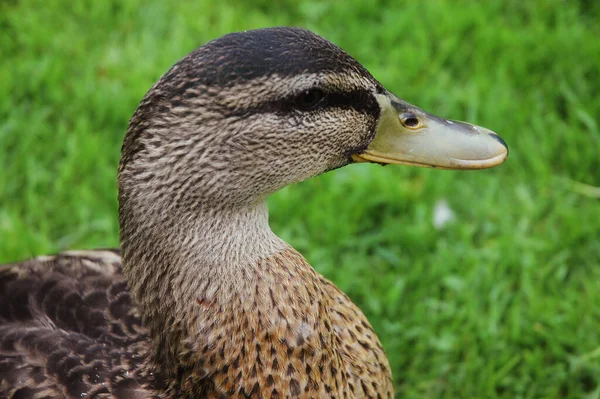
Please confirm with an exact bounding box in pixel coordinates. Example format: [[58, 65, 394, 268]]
[[400, 113, 422, 129], [294, 88, 324, 110]]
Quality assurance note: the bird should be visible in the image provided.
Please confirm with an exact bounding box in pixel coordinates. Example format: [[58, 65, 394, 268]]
[[0, 27, 508, 398]]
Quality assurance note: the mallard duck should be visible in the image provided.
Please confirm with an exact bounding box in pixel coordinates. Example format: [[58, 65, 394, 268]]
[[0, 27, 508, 398]]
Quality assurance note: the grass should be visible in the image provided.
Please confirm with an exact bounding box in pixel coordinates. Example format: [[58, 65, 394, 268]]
[[1, 0, 599, 397]]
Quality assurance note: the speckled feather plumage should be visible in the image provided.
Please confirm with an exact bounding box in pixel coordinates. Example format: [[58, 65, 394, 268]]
[[0, 248, 392, 398], [1, 27, 394, 398], [0, 250, 157, 398], [161, 247, 393, 398]]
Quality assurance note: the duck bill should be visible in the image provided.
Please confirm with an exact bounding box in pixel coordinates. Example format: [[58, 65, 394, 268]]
[[352, 92, 508, 169]]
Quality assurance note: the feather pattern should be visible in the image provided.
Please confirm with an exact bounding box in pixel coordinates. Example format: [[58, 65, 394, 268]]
[[0, 249, 393, 398], [0, 250, 157, 398]]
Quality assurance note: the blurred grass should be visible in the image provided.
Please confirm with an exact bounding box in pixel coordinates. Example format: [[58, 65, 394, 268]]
[[1, 0, 600, 397]]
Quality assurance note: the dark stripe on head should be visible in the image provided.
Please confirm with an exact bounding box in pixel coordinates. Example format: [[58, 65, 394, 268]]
[[227, 88, 380, 119]]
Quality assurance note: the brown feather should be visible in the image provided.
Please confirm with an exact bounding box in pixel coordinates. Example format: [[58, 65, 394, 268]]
[[0, 249, 392, 398]]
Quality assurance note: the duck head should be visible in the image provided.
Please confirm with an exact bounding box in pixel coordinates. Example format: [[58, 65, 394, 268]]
[[119, 27, 508, 213]]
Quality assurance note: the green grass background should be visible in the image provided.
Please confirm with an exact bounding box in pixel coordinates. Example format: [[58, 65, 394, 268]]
[[1, 0, 599, 397]]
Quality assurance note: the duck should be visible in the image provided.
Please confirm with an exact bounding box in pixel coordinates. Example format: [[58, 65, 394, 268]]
[[0, 27, 508, 398]]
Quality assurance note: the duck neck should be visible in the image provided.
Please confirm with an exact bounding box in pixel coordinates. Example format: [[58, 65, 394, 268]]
[[167, 201, 285, 276], [122, 198, 350, 396], [121, 200, 287, 368]]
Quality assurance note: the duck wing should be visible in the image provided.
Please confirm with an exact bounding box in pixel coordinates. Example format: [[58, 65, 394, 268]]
[[0, 250, 156, 398]]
